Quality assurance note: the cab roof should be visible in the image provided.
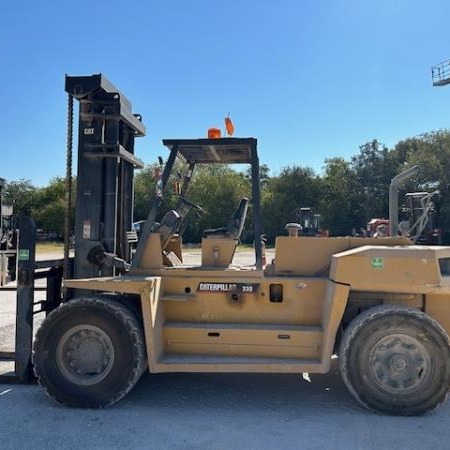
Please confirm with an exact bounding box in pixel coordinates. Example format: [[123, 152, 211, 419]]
[[162, 138, 257, 164]]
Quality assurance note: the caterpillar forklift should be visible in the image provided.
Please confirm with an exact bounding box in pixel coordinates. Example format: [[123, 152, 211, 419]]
[[32, 74, 450, 416]]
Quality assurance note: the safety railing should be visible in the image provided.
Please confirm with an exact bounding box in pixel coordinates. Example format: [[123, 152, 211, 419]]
[[432, 59, 450, 86]]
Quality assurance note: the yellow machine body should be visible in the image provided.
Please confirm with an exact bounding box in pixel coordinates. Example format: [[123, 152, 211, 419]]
[[65, 234, 450, 375]]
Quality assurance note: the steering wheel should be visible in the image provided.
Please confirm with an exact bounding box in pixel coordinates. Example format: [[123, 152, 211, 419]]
[[179, 196, 206, 214]]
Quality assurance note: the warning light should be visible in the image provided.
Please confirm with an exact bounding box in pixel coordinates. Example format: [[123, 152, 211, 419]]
[[225, 116, 234, 136], [208, 128, 221, 139]]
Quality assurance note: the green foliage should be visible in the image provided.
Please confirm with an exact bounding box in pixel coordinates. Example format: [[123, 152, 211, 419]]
[[134, 164, 160, 222], [4, 179, 36, 216], [398, 131, 450, 243], [4, 177, 75, 237], [351, 140, 400, 221], [7, 129, 450, 244], [261, 166, 322, 241], [32, 177, 76, 237], [34, 199, 65, 236], [134, 159, 191, 222], [185, 165, 251, 243], [320, 158, 364, 236], [245, 164, 271, 187]]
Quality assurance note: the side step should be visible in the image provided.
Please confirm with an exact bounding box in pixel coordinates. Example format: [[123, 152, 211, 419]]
[[163, 322, 322, 359], [156, 354, 325, 373], [156, 321, 326, 373]]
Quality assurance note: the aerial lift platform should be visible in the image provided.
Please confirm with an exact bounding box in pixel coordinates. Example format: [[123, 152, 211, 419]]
[[432, 58, 450, 86]]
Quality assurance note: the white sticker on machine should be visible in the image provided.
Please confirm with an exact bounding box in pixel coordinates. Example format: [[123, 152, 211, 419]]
[[83, 220, 91, 239]]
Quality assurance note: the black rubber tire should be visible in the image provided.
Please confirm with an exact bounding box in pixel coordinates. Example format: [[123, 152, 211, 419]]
[[33, 297, 147, 408], [339, 304, 450, 415]]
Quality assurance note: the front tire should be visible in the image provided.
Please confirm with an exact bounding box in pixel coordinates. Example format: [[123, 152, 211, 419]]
[[339, 304, 450, 415], [33, 297, 147, 408]]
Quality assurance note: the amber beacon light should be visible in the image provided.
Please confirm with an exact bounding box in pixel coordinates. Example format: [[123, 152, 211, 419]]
[[208, 128, 221, 139]]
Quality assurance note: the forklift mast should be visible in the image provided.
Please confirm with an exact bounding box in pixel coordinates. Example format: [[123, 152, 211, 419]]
[[65, 74, 146, 280]]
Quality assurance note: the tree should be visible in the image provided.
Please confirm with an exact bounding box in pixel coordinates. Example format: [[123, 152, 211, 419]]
[[261, 166, 323, 242], [320, 158, 364, 236], [6, 129, 450, 244], [245, 164, 271, 187], [4, 179, 36, 217], [351, 140, 399, 222], [33, 177, 76, 237], [133, 164, 160, 222], [186, 165, 251, 243], [400, 131, 450, 243]]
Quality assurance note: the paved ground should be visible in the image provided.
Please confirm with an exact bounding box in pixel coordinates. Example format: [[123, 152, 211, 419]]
[[1, 249, 450, 449], [1, 354, 450, 450]]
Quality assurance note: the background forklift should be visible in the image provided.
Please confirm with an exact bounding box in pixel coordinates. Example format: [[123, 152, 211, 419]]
[[296, 207, 327, 236], [7, 74, 450, 416], [367, 190, 440, 244], [400, 191, 441, 244]]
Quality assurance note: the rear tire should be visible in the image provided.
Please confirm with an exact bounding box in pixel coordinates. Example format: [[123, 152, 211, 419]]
[[339, 304, 450, 415], [33, 297, 147, 408]]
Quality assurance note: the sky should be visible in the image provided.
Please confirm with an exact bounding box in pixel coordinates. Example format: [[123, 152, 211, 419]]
[[2, 0, 450, 186]]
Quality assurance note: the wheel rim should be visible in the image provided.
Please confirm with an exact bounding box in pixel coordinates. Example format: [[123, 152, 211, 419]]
[[56, 325, 115, 386], [368, 333, 432, 395]]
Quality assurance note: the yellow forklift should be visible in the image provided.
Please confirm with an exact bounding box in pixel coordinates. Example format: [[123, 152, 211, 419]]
[[32, 75, 450, 416]]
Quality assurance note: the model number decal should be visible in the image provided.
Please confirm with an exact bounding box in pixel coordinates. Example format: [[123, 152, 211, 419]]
[[242, 285, 254, 293], [197, 283, 260, 293]]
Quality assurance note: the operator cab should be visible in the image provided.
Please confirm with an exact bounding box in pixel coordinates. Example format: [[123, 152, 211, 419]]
[[130, 138, 263, 272]]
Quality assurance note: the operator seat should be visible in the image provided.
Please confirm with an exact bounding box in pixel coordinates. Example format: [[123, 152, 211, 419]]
[[155, 210, 182, 248], [203, 198, 249, 239]]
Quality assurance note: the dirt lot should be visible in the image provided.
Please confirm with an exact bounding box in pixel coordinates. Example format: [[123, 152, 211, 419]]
[[1, 249, 450, 449]]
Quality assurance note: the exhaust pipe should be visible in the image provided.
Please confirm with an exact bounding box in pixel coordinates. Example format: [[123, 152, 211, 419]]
[[389, 165, 419, 237]]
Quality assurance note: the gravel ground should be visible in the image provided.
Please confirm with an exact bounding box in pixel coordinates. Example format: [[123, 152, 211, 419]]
[[1, 249, 450, 449]]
